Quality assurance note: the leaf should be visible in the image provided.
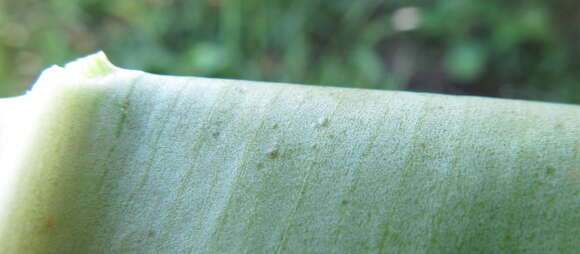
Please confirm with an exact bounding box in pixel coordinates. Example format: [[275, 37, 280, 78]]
[[0, 52, 578, 253], [445, 42, 487, 82]]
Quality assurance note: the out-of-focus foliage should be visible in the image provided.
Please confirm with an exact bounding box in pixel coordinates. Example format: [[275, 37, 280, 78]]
[[0, 0, 579, 103]]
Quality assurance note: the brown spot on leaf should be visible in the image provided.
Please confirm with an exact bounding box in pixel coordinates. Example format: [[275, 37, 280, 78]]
[[267, 149, 279, 159], [45, 219, 55, 229]]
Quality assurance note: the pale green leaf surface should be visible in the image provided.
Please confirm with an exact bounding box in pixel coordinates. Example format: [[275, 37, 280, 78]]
[[0, 52, 578, 253]]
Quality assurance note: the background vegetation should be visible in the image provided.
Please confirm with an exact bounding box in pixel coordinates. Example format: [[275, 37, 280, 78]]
[[1, 0, 579, 104]]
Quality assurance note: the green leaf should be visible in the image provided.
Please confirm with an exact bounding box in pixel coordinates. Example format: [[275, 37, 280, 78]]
[[0, 53, 578, 253], [445, 43, 487, 82]]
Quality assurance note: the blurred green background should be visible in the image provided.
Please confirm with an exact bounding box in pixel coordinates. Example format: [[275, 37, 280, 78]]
[[1, 0, 579, 104]]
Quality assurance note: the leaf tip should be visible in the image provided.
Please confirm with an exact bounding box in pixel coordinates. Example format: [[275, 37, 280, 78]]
[[63, 51, 117, 78]]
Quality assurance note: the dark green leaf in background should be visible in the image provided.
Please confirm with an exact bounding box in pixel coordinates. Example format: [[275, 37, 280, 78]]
[[0, 0, 578, 104]]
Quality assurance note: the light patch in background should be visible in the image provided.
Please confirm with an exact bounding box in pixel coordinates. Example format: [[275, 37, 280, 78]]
[[392, 7, 422, 31]]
